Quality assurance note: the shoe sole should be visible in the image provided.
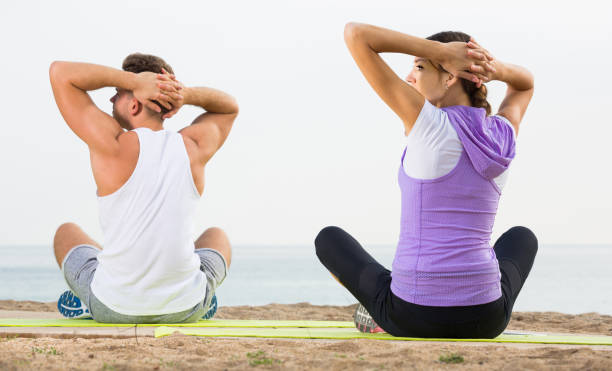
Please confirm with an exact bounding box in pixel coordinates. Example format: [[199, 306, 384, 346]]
[[202, 294, 218, 320], [353, 304, 384, 333], [57, 291, 91, 319]]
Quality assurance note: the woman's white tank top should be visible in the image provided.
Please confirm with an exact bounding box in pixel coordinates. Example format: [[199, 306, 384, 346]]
[[91, 128, 206, 316]]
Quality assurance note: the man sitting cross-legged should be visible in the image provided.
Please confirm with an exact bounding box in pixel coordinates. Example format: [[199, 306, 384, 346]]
[[49, 54, 238, 323]]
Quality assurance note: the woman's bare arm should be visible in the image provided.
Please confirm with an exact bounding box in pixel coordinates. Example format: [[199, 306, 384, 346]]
[[494, 62, 534, 134], [467, 41, 534, 134], [344, 23, 488, 133]]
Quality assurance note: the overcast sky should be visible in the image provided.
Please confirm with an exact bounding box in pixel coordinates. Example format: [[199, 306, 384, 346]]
[[1, 0, 611, 247]]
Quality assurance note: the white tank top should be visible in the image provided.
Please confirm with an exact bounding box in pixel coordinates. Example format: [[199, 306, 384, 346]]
[[91, 128, 206, 316]]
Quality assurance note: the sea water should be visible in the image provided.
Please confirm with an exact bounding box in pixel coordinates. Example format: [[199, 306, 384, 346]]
[[0, 245, 610, 315]]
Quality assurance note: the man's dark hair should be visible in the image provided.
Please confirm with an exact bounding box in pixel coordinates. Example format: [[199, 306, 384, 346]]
[[122, 53, 175, 115]]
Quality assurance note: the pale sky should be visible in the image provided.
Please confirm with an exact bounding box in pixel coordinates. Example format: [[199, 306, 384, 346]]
[[1, 0, 611, 247]]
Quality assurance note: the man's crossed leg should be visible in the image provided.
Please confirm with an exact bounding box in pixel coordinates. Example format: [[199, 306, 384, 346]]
[[54, 223, 231, 322]]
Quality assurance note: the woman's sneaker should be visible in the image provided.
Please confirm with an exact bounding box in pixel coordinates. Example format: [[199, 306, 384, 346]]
[[57, 290, 92, 319], [202, 294, 218, 320], [353, 304, 385, 333]]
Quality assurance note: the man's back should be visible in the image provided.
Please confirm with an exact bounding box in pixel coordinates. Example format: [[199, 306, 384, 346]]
[[94, 130, 206, 198], [91, 128, 206, 315]]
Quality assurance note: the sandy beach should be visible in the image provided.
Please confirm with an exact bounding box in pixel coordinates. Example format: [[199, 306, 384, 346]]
[[0, 301, 611, 370]]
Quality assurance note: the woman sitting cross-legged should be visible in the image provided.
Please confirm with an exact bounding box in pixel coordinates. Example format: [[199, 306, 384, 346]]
[[315, 23, 537, 338]]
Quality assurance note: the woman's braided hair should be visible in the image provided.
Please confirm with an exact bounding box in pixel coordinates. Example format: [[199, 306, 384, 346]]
[[426, 31, 491, 115]]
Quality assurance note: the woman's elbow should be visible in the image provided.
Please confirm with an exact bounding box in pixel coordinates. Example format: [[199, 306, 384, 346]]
[[522, 67, 535, 91], [228, 96, 239, 115], [344, 22, 364, 44]]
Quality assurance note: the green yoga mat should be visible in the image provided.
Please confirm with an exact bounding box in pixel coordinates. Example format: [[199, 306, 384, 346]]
[[154, 327, 612, 345], [0, 318, 353, 328]]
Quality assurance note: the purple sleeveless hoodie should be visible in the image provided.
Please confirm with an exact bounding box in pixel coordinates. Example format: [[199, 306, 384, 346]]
[[390, 105, 516, 307]]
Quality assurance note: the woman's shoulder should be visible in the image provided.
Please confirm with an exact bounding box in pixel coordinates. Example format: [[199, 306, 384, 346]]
[[488, 114, 516, 139], [410, 100, 456, 140], [439, 104, 516, 141], [403, 101, 463, 180]]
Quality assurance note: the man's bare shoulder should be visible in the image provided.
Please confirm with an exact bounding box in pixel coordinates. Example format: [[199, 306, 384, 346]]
[[90, 130, 140, 196], [91, 130, 138, 173], [117, 130, 137, 142], [179, 131, 201, 164], [102, 130, 137, 158]]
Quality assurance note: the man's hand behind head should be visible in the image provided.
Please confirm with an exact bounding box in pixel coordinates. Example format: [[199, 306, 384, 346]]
[[133, 71, 183, 118], [158, 69, 185, 119]]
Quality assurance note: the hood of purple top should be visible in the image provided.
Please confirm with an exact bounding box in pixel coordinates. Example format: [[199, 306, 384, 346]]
[[442, 105, 515, 180]]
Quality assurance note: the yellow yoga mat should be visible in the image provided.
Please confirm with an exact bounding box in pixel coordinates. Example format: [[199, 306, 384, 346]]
[[0, 318, 353, 328], [3, 317, 611, 345], [154, 326, 612, 346]]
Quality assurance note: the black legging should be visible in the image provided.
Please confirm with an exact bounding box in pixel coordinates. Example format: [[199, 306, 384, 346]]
[[315, 226, 538, 338]]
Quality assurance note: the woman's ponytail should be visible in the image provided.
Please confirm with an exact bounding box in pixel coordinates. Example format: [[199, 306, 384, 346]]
[[462, 81, 491, 116]]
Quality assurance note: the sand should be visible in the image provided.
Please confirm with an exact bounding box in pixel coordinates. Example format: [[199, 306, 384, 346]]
[[0, 301, 611, 370]]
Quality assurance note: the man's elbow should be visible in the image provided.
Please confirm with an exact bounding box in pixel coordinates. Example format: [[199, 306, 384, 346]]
[[49, 61, 68, 84], [225, 96, 239, 116]]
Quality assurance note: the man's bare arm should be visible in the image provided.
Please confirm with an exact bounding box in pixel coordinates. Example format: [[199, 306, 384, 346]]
[[178, 86, 239, 164], [49, 62, 174, 154]]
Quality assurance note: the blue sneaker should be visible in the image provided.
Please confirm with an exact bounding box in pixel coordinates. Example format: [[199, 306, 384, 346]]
[[202, 294, 217, 320], [57, 290, 92, 319]]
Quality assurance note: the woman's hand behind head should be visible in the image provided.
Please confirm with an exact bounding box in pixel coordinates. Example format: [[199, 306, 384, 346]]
[[466, 40, 499, 87], [436, 40, 496, 88]]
